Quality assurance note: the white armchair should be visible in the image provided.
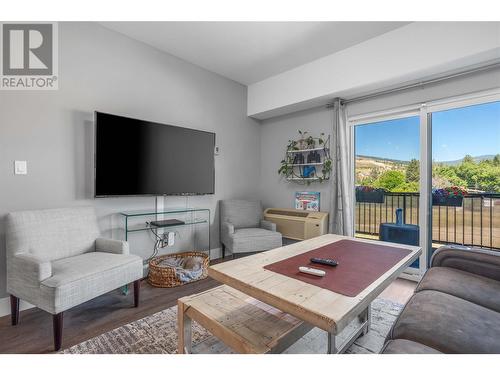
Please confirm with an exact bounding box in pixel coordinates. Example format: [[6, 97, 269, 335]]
[[6, 206, 143, 351], [219, 200, 282, 258]]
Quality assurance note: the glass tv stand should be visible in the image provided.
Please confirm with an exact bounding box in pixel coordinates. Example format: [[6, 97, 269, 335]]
[[119, 207, 211, 260]]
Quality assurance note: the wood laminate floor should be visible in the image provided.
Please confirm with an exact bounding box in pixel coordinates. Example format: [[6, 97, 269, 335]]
[[0, 275, 416, 354]]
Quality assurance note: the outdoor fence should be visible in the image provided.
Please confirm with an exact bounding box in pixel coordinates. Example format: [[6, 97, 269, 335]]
[[355, 192, 500, 250]]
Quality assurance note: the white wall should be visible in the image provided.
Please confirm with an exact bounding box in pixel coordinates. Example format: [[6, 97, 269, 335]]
[[260, 107, 333, 211], [248, 22, 500, 119], [0, 22, 261, 299]]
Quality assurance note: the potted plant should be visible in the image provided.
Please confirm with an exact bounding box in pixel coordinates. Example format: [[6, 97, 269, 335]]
[[432, 186, 467, 206], [297, 130, 308, 150], [306, 135, 316, 149], [355, 186, 386, 203]]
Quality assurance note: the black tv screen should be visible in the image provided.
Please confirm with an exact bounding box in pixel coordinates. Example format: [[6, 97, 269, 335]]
[[95, 112, 215, 197]]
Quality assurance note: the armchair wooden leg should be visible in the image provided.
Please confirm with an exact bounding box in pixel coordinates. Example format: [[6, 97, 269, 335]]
[[53, 312, 64, 351], [133, 280, 140, 308], [10, 295, 19, 326]]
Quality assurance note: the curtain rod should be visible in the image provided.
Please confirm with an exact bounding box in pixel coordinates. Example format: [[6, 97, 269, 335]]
[[327, 61, 500, 107]]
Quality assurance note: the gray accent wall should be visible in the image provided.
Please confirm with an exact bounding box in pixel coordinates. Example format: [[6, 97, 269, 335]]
[[0, 22, 261, 298]]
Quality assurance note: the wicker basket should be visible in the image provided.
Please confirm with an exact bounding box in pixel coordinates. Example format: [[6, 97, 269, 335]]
[[148, 251, 209, 288]]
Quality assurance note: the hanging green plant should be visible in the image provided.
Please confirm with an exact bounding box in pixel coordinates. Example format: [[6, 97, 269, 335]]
[[322, 158, 333, 179], [306, 136, 316, 149]]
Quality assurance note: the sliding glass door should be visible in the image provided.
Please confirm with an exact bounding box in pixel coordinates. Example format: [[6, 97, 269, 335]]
[[354, 114, 422, 273], [430, 101, 500, 257], [351, 92, 500, 277]]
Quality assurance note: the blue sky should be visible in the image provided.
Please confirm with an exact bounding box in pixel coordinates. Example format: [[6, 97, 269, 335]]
[[355, 101, 500, 162]]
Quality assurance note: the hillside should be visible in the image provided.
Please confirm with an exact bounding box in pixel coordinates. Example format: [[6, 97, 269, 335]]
[[437, 154, 495, 166]]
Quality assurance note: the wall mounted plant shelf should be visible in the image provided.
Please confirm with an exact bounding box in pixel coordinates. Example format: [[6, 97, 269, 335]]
[[278, 130, 333, 185]]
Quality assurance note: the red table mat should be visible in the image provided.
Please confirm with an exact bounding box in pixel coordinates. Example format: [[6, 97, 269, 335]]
[[263, 239, 412, 297]]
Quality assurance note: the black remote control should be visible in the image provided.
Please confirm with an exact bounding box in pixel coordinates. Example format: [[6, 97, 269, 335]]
[[310, 258, 338, 267]]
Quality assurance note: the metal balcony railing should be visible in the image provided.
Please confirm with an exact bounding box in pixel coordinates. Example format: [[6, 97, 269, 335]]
[[355, 192, 500, 250]]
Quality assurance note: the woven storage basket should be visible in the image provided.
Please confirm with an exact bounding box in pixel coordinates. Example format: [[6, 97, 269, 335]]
[[148, 251, 209, 288]]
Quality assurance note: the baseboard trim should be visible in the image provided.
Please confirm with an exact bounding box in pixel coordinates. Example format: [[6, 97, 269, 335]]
[[0, 297, 34, 318]]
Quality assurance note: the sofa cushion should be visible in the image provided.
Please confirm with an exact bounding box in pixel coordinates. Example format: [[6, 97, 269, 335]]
[[228, 228, 282, 253], [39, 252, 143, 314], [389, 290, 500, 353], [416, 267, 500, 313], [382, 339, 442, 354]]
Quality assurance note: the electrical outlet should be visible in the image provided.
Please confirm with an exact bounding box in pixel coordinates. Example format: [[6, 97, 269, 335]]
[[162, 232, 176, 246], [167, 232, 175, 246]]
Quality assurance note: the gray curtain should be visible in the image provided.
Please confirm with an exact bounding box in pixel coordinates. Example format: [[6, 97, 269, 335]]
[[329, 98, 354, 236]]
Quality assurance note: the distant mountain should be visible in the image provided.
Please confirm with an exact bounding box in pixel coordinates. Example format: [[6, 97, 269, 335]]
[[356, 155, 410, 164], [357, 154, 496, 166], [437, 155, 495, 166]]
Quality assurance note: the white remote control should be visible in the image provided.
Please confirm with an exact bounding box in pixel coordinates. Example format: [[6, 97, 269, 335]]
[[298, 266, 326, 277]]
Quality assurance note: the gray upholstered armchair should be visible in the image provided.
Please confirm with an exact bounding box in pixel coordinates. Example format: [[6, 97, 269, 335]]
[[6, 206, 143, 351], [220, 200, 282, 258]]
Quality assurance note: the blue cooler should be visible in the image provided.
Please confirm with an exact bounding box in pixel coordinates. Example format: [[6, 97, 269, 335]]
[[379, 208, 420, 268]]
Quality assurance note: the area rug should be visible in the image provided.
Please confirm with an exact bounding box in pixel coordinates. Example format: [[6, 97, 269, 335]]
[[62, 298, 402, 354]]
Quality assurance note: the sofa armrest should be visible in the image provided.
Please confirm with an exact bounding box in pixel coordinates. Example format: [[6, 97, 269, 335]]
[[9, 253, 52, 283], [431, 245, 500, 281], [222, 222, 235, 235], [96, 237, 130, 255], [220, 221, 235, 247], [260, 220, 276, 232]]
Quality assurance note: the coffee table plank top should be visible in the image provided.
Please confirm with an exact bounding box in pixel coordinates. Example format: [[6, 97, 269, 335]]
[[209, 234, 421, 334]]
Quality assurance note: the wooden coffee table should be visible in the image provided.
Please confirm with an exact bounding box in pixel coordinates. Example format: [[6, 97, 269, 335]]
[[208, 234, 421, 353]]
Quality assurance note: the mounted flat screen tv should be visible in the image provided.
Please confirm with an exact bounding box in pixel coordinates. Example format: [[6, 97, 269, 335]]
[[95, 112, 215, 197]]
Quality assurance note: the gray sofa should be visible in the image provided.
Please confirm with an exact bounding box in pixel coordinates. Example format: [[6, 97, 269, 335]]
[[6, 206, 143, 351], [220, 200, 282, 258], [382, 245, 500, 354]]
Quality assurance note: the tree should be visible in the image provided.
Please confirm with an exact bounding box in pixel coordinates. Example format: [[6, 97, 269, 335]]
[[406, 159, 420, 183], [374, 170, 406, 191], [370, 167, 381, 180], [463, 154, 474, 164], [493, 154, 500, 166]]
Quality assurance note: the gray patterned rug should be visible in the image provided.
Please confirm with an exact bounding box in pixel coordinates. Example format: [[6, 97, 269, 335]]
[[62, 298, 402, 354]]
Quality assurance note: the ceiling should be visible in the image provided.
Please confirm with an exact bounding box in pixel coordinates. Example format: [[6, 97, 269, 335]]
[[100, 22, 411, 85]]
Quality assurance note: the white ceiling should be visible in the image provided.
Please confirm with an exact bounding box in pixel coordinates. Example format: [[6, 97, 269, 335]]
[[100, 22, 410, 85]]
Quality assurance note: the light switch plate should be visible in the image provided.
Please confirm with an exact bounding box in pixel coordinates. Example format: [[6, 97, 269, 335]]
[[14, 160, 27, 175]]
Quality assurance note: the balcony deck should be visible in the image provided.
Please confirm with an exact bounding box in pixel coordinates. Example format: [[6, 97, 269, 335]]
[[355, 192, 500, 250]]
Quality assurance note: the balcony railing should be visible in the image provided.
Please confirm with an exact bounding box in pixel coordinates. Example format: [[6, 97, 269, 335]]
[[355, 192, 500, 250]]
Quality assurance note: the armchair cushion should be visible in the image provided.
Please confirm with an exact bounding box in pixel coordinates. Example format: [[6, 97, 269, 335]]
[[430, 245, 500, 281], [260, 220, 276, 232], [226, 228, 282, 254], [40, 252, 143, 314], [96, 237, 130, 255]]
